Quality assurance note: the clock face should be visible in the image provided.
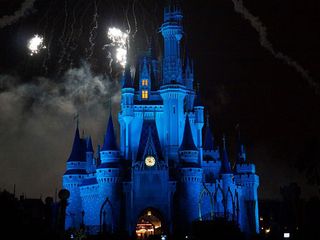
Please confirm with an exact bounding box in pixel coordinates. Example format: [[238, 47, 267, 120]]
[[145, 156, 156, 167]]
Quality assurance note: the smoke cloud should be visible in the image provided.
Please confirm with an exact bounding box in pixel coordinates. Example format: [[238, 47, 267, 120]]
[[0, 0, 36, 29], [0, 62, 120, 198], [231, 0, 319, 92]]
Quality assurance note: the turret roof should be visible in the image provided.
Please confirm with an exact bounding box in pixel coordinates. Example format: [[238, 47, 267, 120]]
[[102, 115, 118, 151], [67, 126, 86, 162], [122, 64, 133, 88], [86, 137, 94, 152], [194, 82, 203, 107], [203, 121, 214, 151], [179, 115, 197, 151], [220, 135, 232, 174], [236, 127, 247, 164]]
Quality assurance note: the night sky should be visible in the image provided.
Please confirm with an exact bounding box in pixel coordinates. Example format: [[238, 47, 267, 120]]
[[0, 0, 319, 200]]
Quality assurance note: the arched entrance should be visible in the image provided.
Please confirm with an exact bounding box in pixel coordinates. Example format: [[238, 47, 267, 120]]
[[136, 208, 165, 239]]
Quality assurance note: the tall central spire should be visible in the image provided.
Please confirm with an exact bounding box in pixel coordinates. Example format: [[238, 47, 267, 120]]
[[161, 0, 184, 84]]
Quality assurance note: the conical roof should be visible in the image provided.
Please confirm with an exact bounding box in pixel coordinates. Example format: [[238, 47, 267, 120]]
[[194, 93, 203, 107], [179, 115, 197, 151], [67, 126, 86, 162], [86, 137, 94, 152], [122, 64, 133, 88], [203, 123, 214, 151], [220, 135, 232, 174], [194, 82, 203, 107], [236, 128, 246, 163], [102, 115, 118, 151]]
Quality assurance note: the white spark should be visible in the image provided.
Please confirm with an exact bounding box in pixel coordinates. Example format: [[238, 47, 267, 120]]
[[107, 27, 128, 67], [28, 34, 46, 56], [116, 48, 127, 67]]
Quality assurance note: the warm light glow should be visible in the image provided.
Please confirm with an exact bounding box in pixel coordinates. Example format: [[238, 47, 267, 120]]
[[142, 90, 149, 99], [142, 79, 148, 86], [136, 221, 154, 239], [284, 233, 290, 238], [260, 217, 263, 221], [147, 211, 152, 216], [265, 228, 271, 234], [107, 27, 128, 67], [28, 34, 46, 56]]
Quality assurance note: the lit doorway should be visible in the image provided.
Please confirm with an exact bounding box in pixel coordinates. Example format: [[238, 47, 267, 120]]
[[136, 209, 163, 239]]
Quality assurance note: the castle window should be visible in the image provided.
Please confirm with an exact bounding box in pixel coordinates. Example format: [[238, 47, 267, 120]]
[[142, 79, 148, 86], [142, 90, 148, 99]]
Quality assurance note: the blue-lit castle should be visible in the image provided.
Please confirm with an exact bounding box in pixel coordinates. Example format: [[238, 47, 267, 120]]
[[63, 1, 259, 237]]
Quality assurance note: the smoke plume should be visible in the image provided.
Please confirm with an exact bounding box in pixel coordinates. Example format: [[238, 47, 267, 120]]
[[231, 0, 319, 92], [0, 0, 36, 29], [0, 62, 120, 198]]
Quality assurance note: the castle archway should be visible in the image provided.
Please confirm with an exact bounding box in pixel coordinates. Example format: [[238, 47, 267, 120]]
[[135, 208, 166, 239]]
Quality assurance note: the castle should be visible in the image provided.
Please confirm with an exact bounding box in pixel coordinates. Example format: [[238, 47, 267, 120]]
[[63, 1, 259, 237]]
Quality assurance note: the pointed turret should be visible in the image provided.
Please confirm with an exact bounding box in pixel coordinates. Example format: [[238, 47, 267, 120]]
[[179, 115, 197, 151], [184, 50, 194, 90], [220, 135, 232, 174], [122, 64, 133, 89], [185, 54, 193, 76], [194, 83, 203, 107], [96, 144, 101, 165], [147, 36, 157, 59], [100, 115, 120, 165], [85, 136, 95, 173], [236, 127, 246, 163], [141, 57, 149, 78], [177, 114, 203, 233], [203, 115, 214, 151], [63, 124, 87, 229], [86, 136, 94, 153], [102, 115, 118, 151], [67, 126, 86, 162]]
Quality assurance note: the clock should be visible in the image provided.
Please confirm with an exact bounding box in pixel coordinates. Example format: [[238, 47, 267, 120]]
[[145, 156, 156, 167]]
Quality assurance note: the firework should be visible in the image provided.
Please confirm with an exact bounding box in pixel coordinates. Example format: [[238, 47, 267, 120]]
[[107, 27, 128, 67], [28, 34, 46, 56]]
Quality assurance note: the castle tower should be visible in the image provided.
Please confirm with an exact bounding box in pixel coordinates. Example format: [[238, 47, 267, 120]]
[[161, 0, 183, 84], [119, 65, 134, 159], [203, 114, 215, 151], [220, 135, 234, 220], [177, 115, 203, 233], [184, 54, 195, 112], [86, 137, 95, 173], [193, 86, 204, 161], [159, 83, 187, 161], [234, 132, 260, 234], [63, 125, 87, 229], [96, 114, 122, 232], [185, 54, 194, 90], [201, 115, 221, 180]]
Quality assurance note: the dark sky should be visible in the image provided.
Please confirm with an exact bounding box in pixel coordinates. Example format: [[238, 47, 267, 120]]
[[0, 0, 319, 199]]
